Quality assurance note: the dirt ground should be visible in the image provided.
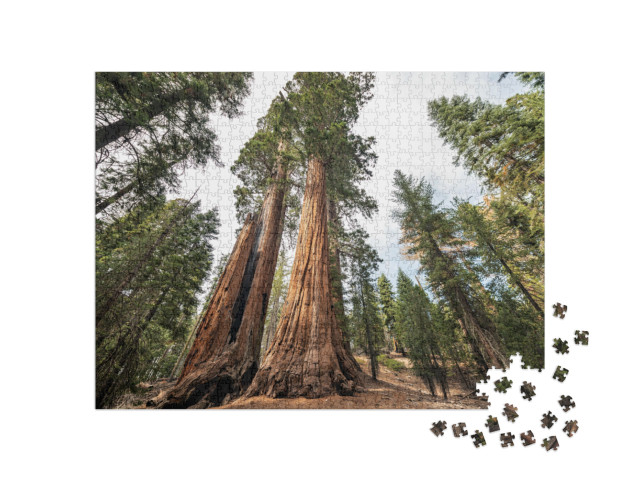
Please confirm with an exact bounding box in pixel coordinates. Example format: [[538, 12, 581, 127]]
[[119, 352, 487, 409]]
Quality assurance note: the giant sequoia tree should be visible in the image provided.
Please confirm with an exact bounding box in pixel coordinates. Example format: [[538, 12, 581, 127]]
[[152, 98, 296, 408], [246, 73, 375, 398]]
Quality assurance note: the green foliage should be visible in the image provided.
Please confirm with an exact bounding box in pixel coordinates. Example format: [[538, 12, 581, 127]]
[[376, 354, 405, 372], [343, 230, 385, 379], [95, 198, 219, 407], [95, 72, 253, 215], [394, 270, 451, 396]]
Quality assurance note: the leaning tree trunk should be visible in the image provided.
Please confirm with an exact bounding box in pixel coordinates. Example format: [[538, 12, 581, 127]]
[[152, 167, 288, 408], [246, 156, 362, 399]]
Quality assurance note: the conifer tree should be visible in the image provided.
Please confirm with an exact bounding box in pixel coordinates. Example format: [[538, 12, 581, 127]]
[[392, 170, 508, 372], [95, 72, 253, 214], [246, 72, 375, 398]]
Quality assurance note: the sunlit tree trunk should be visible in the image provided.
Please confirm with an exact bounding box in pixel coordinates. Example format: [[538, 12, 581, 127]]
[[246, 156, 362, 399], [153, 167, 288, 408]]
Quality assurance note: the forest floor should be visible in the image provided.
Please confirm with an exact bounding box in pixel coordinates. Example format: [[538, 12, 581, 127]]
[[119, 352, 487, 409], [223, 352, 486, 409]]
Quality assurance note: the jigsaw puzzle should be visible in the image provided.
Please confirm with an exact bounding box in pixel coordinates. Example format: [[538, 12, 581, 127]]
[[494, 377, 513, 393], [553, 338, 570, 355], [563, 420, 579, 437], [503, 403, 519, 422], [541, 411, 558, 429], [500, 432, 515, 447], [559, 395, 576, 412], [94, 72, 546, 410], [471, 430, 487, 448], [485, 415, 500, 433], [553, 303, 567, 318], [452, 423, 468, 437], [520, 431, 536, 447], [431, 421, 447, 437], [520, 381, 537, 401], [574, 330, 589, 345], [553, 366, 569, 382], [542, 436, 559, 451]]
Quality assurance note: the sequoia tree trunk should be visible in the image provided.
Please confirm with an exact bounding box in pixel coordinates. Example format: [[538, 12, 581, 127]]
[[245, 156, 362, 399], [152, 166, 288, 408]]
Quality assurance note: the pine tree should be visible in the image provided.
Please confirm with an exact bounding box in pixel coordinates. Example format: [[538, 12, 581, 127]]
[[392, 170, 508, 372], [95, 72, 253, 214], [344, 231, 384, 379], [394, 270, 450, 397], [95, 198, 219, 407]]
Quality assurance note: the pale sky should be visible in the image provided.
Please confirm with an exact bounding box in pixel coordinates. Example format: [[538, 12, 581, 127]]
[[175, 72, 526, 290]]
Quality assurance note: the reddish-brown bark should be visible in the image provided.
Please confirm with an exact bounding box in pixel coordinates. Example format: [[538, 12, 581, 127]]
[[152, 167, 288, 408], [246, 156, 362, 399]]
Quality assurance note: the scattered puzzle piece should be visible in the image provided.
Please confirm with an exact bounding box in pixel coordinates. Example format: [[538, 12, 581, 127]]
[[520, 430, 536, 446], [494, 376, 513, 393], [452, 423, 468, 437], [553, 366, 569, 382], [542, 436, 559, 451], [553, 303, 567, 318], [563, 420, 579, 437], [485, 415, 500, 433], [430, 421, 447, 436], [500, 432, 515, 447], [521, 381, 536, 401], [574, 330, 589, 345], [553, 338, 569, 354], [541, 411, 558, 429], [471, 430, 486, 448], [503, 403, 519, 422], [559, 395, 575, 412]]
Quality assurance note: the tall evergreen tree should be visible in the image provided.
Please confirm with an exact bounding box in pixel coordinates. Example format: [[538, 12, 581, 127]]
[[392, 170, 508, 372], [247, 72, 375, 399], [95, 197, 219, 407], [344, 231, 384, 379], [95, 72, 253, 214]]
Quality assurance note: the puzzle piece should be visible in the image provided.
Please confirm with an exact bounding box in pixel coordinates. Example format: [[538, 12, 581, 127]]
[[574, 330, 589, 345], [503, 403, 519, 422], [520, 430, 536, 446], [563, 420, 579, 437], [430, 421, 447, 436], [542, 436, 559, 451], [500, 432, 515, 447], [520, 381, 536, 401], [559, 395, 575, 412], [541, 411, 558, 429], [553, 366, 569, 382], [471, 430, 486, 448], [485, 415, 500, 433], [553, 303, 567, 318], [553, 338, 569, 354], [452, 423, 468, 437], [494, 376, 513, 393]]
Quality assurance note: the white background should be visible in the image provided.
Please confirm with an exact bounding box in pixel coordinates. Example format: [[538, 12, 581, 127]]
[[1, 1, 638, 480]]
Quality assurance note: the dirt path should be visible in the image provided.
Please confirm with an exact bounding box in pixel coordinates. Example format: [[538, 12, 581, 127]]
[[222, 353, 486, 409], [118, 353, 487, 409]]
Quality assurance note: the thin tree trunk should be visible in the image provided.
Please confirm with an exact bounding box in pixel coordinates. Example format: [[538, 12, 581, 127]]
[[485, 241, 543, 315], [96, 88, 189, 150], [246, 156, 362, 399], [153, 166, 289, 408], [95, 160, 181, 214], [425, 233, 507, 370], [360, 282, 378, 380]]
